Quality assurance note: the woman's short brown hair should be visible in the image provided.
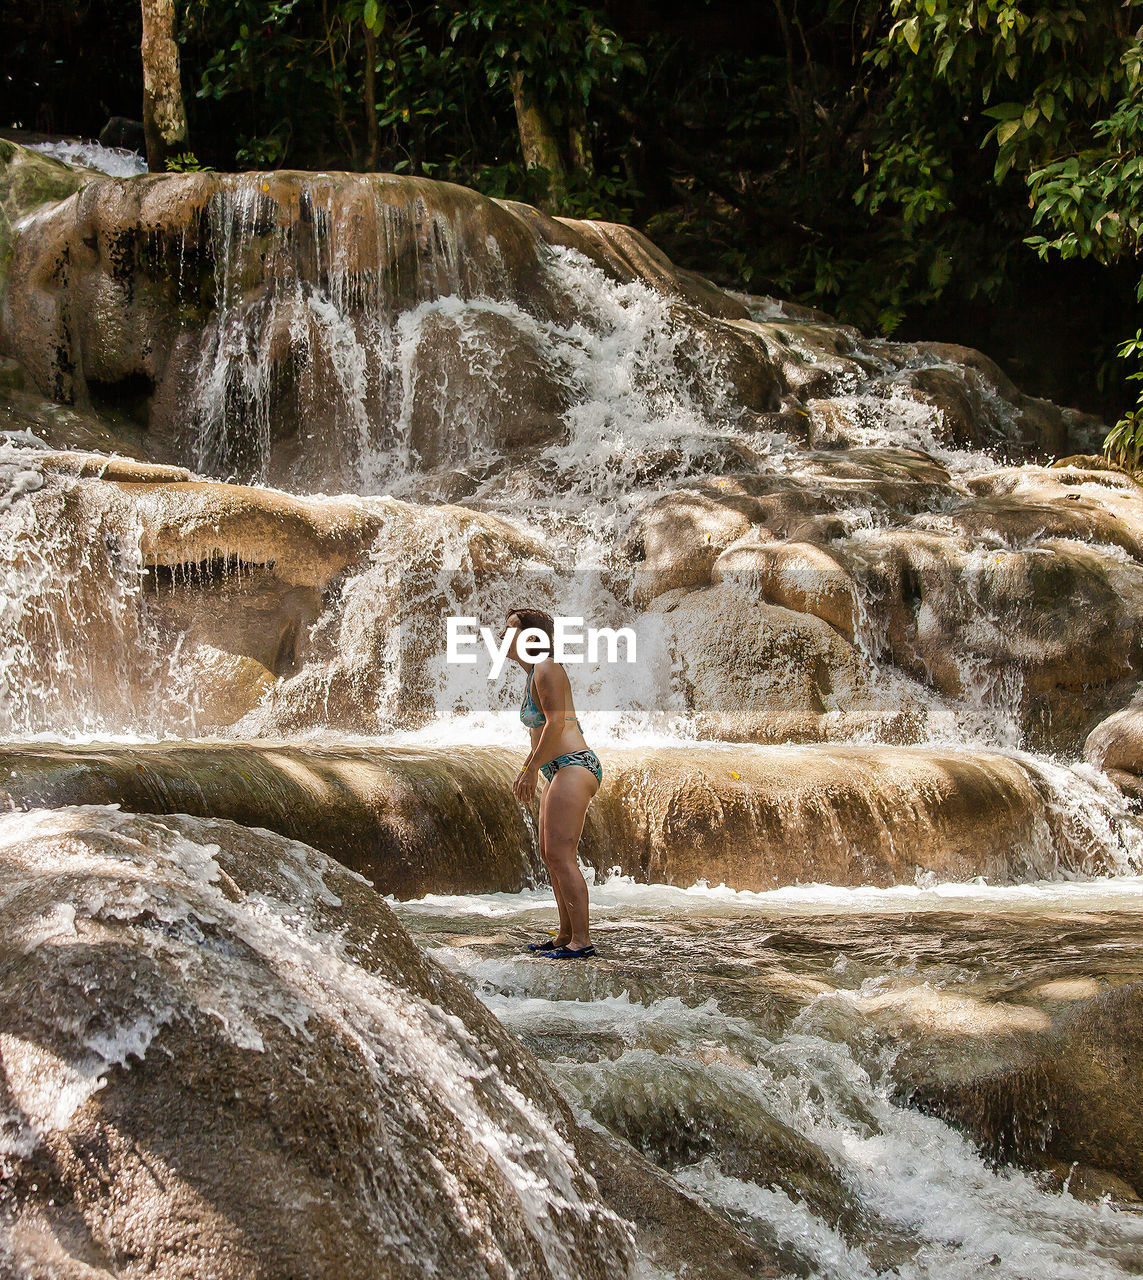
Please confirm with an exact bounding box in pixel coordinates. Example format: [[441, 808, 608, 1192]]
[[505, 606, 555, 647]]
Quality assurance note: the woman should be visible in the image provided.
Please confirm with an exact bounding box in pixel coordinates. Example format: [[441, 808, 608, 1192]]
[[502, 607, 602, 960]]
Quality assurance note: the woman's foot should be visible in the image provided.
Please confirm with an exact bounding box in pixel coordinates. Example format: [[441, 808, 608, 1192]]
[[547, 942, 596, 960], [525, 934, 570, 952]]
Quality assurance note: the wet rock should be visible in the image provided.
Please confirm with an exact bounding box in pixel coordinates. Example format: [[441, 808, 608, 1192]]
[[0, 806, 636, 1280], [630, 456, 1143, 752], [548, 215, 751, 321], [0, 139, 88, 287], [589, 743, 1124, 891], [0, 461, 552, 738], [36, 450, 191, 482], [1085, 691, 1143, 780], [178, 644, 276, 729], [1036, 1160, 1142, 1207], [1050, 453, 1125, 473], [400, 305, 571, 467], [0, 150, 783, 488], [659, 579, 929, 744], [575, 1127, 786, 1280], [0, 740, 1126, 896], [908, 981, 1143, 1192], [0, 742, 542, 898], [566, 1053, 917, 1274], [625, 448, 951, 608], [98, 117, 146, 153]]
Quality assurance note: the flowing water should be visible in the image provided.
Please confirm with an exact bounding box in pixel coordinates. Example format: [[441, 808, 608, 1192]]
[[393, 877, 1143, 1279], [3, 166, 1143, 1276]]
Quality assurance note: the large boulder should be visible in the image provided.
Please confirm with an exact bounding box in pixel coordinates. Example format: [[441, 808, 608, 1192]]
[[628, 456, 1143, 752], [654, 579, 930, 744], [1085, 690, 1143, 798], [0, 142, 1090, 496], [623, 448, 952, 606], [0, 461, 549, 737], [0, 805, 636, 1279], [0, 154, 783, 490], [906, 982, 1143, 1194], [0, 740, 1133, 896], [0, 139, 88, 292]]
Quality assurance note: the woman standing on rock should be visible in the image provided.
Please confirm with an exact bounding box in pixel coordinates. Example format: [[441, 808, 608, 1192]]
[[503, 607, 602, 959]]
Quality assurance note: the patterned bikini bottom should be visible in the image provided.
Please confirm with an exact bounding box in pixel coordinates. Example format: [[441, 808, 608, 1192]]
[[539, 748, 603, 787]]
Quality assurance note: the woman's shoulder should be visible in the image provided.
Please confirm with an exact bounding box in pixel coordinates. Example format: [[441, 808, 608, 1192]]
[[533, 657, 566, 686]]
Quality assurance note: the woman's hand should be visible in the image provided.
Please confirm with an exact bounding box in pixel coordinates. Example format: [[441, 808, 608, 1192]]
[[513, 766, 538, 802]]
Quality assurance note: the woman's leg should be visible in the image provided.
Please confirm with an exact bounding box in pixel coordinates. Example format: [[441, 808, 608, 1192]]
[[542, 765, 598, 949], [538, 778, 573, 945]]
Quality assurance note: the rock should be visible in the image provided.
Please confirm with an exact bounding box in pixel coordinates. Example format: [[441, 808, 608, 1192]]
[[1036, 1160, 1142, 1206], [549, 216, 751, 321], [398, 305, 571, 467], [1050, 453, 1125, 473], [124, 479, 385, 589], [575, 1127, 785, 1280], [178, 644, 276, 729], [98, 117, 146, 153], [0, 743, 543, 898], [908, 982, 1143, 1191], [624, 448, 952, 607], [660, 579, 929, 744], [627, 456, 1143, 752], [1085, 694, 1143, 777], [0, 138, 88, 289], [0, 740, 1130, 897], [714, 538, 859, 638], [749, 318, 877, 400], [0, 381, 156, 458], [0, 805, 636, 1280], [567, 1051, 919, 1274], [0, 461, 554, 738], [627, 487, 755, 604], [589, 743, 1129, 891], [0, 151, 784, 488]]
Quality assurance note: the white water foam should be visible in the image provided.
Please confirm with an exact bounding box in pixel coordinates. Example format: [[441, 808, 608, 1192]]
[[29, 139, 148, 177]]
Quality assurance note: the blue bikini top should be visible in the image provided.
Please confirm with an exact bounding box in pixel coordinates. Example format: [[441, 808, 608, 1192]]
[[520, 666, 547, 728], [520, 665, 582, 731]]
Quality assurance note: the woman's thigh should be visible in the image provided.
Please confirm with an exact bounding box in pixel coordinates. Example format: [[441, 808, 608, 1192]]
[[542, 765, 597, 859]]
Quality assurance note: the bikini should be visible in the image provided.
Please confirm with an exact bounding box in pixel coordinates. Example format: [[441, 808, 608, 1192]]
[[520, 664, 603, 786]]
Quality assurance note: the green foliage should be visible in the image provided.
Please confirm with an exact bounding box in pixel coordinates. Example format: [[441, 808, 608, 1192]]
[[180, 0, 640, 196], [857, 0, 1143, 437], [1103, 330, 1143, 471], [445, 0, 641, 108], [466, 159, 639, 220], [165, 150, 213, 171]]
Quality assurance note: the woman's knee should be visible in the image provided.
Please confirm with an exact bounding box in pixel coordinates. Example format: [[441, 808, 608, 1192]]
[[547, 842, 584, 883]]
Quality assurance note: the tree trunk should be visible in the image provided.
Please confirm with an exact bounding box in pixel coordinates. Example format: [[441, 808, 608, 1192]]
[[140, 0, 188, 170], [509, 69, 567, 208], [568, 101, 593, 176], [363, 23, 379, 171]]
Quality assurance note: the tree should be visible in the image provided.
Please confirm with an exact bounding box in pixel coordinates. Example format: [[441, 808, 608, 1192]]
[[860, 0, 1143, 462], [140, 0, 189, 169], [447, 0, 639, 211]]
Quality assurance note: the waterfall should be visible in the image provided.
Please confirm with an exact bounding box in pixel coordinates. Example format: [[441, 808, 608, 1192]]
[[2, 152, 1142, 1280]]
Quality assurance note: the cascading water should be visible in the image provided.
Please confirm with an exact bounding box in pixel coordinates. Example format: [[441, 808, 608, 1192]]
[[3, 157, 1143, 1277], [393, 876, 1143, 1279]]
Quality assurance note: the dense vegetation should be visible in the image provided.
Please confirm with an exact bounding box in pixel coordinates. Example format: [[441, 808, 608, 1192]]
[[4, 0, 1143, 432]]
